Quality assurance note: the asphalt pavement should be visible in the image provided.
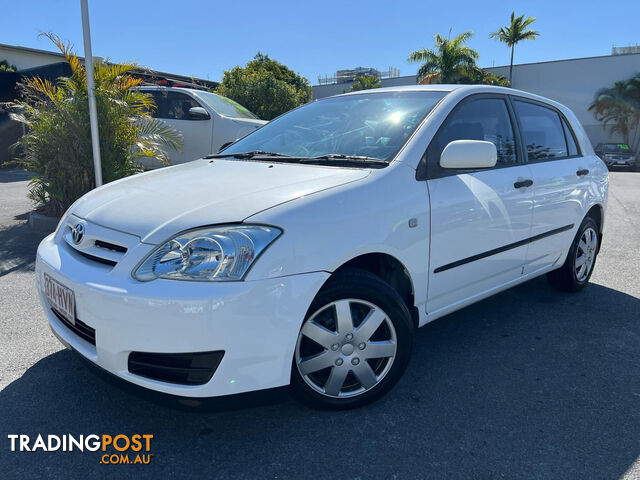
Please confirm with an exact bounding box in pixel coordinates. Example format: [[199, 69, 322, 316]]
[[0, 169, 638, 479]]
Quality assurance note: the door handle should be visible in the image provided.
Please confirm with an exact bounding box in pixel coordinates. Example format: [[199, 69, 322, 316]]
[[514, 179, 533, 189], [576, 169, 589, 176]]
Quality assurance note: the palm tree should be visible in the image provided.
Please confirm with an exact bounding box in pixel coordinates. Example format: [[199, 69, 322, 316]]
[[408, 31, 479, 84], [490, 12, 539, 84], [350, 75, 382, 91], [589, 74, 640, 154]]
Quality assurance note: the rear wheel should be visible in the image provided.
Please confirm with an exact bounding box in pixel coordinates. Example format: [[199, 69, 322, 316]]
[[547, 216, 599, 292], [290, 269, 414, 409]]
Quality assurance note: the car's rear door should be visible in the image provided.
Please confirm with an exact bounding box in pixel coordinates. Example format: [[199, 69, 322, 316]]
[[511, 98, 587, 274], [424, 94, 534, 314]]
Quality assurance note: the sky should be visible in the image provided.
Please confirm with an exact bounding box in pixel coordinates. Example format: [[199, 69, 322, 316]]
[[3, 0, 640, 85]]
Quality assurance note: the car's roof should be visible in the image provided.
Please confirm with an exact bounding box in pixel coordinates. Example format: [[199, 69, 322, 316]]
[[343, 84, 462, 94], [338, 84, 568, 112], [343, 84, 536, 95]]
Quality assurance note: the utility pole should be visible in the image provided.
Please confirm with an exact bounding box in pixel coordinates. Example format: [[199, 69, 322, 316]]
[[80, 0, 103, 187]]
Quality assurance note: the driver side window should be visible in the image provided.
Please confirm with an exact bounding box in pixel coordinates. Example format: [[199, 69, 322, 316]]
[[427, 97, 518, 178]]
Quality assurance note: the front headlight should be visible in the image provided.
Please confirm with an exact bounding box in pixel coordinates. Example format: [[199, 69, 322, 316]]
[[132, 225, 281, 282]]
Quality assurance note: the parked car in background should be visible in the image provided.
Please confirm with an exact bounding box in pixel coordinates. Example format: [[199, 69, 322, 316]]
[[36, 85, 608, 410], [137, 86, 265, 168], [594, 143, 637, 170]]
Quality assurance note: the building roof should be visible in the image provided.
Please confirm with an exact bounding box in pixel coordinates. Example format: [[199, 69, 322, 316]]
[[485, 51, 640, 70], [0, 42, 217, 89]]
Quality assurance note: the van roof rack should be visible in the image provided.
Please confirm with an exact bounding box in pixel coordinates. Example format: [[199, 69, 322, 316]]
[[131, 70, 217, 91]]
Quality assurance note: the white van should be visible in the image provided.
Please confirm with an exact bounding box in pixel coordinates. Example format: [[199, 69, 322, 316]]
[[138, 86, 265, 168]]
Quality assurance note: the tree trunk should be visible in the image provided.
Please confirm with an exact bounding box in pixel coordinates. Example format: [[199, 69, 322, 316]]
[[509, 45, 514, 86]]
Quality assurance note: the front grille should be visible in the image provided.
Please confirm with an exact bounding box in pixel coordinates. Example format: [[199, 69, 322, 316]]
[[128, 351, 225, 385], [62, 220, 132, 268], [51, 308, 96, 346], [95, 240, 127, 253], [75, 249, 117, 267]]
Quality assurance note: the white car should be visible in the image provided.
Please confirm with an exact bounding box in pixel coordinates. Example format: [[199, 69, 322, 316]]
[[36, 85, 608, 409], [137, 86, 265, 168]]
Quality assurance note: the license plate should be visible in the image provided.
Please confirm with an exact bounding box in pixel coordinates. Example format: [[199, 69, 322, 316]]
[[44, 273, 76, 325], [616, 161, 627, 165]]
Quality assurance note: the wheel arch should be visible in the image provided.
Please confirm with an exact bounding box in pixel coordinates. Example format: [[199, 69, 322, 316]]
[[585, 203, 604, 252], [330, 252, 419, 328]]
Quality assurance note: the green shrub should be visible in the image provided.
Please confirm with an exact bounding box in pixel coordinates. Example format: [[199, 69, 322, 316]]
[[216, 53, 312, 120], [7, 34, 182, 216], [0, 60, 17, 72]]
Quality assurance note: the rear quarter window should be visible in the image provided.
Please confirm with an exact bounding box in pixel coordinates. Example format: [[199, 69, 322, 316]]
[[561, 117, 580, 157]]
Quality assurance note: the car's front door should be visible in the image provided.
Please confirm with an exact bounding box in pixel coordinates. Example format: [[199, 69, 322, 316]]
[[424, 95, 534, 315], [150, 91, 214, 165]]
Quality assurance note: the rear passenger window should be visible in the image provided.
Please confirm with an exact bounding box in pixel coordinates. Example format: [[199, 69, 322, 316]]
[[142, 91, 164, 119], [428, 97, 518, 175], [514, 101, 568, 161], [561, 117, 580, 156]]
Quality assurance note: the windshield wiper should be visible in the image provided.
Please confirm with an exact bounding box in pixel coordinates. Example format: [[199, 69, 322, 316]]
[[300, 154, 388, 167], [206, 151, 388, 168], [205, 150, 295, 159]]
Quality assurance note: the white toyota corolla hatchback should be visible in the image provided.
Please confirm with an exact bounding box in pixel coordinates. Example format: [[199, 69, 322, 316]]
[[36, 85, 608, 409]]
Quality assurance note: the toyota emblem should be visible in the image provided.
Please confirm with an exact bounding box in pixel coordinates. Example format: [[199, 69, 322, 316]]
[[71, 222, 85, 245]]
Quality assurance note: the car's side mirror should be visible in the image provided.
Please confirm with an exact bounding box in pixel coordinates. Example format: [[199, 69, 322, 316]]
[[440, 140, 497, 169], [188, 106, 210, 120]]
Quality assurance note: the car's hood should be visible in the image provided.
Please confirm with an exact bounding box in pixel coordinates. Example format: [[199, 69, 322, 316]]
[[72, 159, 370, 244]]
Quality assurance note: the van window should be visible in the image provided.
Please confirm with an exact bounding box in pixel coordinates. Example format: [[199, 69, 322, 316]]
[[143, 91, 164, 119], [427, 97, 518, 176], [514, 101, 569, 161], [142, 91, 204, 120]]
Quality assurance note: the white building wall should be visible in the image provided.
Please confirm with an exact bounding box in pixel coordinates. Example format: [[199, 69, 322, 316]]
[[0, 45, 65, 71], [486, 53, 640, 146], [312, 53, 640, 146]]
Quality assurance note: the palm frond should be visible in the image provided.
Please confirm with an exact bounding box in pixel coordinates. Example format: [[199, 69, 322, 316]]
[[135, 118, 183, 153]]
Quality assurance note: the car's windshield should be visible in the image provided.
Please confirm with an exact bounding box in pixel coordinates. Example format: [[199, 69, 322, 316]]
[[601, 143, 634, 153], [193, 91, 259, 120], [222, 91, 446, 162]]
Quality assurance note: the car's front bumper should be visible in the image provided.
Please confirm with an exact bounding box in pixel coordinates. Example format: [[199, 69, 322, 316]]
[[35, 233, 329, 398]]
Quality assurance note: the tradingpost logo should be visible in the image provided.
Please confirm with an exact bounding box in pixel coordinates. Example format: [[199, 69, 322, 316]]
[[8, 434, 154, 465]]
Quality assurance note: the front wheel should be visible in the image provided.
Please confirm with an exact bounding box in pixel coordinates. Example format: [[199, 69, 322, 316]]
[[290, 269, 414, 410], [547, 216, 599, 292]]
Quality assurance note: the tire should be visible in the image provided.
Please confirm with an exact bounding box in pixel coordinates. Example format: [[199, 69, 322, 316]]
[[290, 268, 414, 410], [546, 216, 599, 292]]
